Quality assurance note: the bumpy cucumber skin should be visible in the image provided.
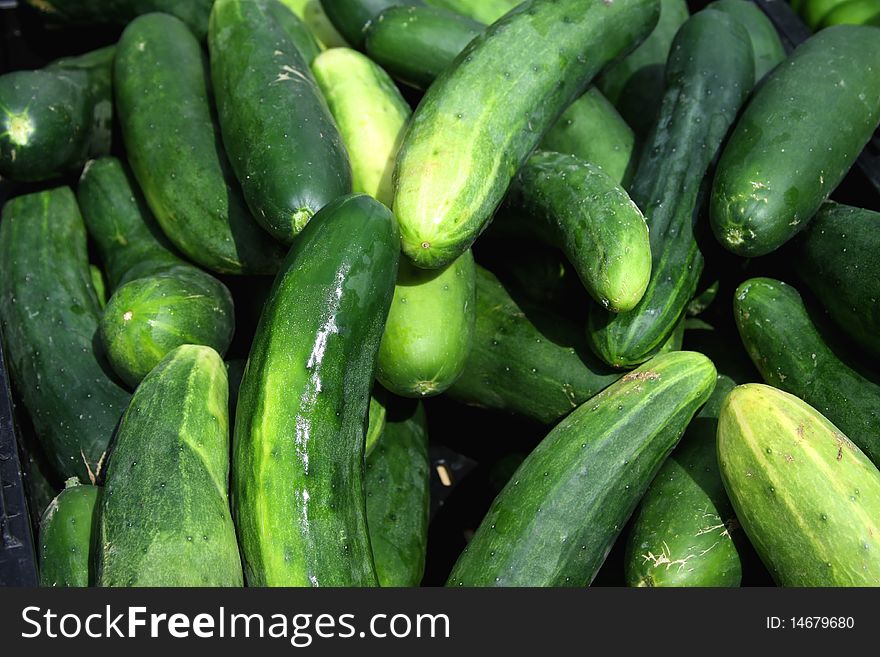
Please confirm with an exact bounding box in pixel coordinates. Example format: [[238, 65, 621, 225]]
[[115, 13, 284, 275], [312, 47, 411, 206], [0, 188, 131, 480], [78, 157, 181, 289], [426, 0, 519, 23], [365, 6, 482, 90], [366, 400, 430, 587], [100, 267, 235, 388], [39, 479, 99, 587], [365, 388, 388, 457], [377, 250, 475, 398], [540, 88, 637, 187], [97, 345, 243, 587], [708, 0, 785, 80], [588, 11, 755, 369], [233, 194, 399, 587], [448, 267, 621, 424], [733, 277, 880, 466], [625, 375, 742, 587], [793, 202, 880, 359], [393, 0, 660, 269], [209, 0, 351, 243], [507, 151, 651, 313], [448, 351, 717, 587], [711, 26, 880, 258], [718, 384, 880, 586], [320, 0, 425, 47]]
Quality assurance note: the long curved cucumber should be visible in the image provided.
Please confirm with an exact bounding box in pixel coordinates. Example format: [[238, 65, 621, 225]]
[[792, 202, 880, 359], [506, 151, 651, 313], [377, 251, 475, 397], [115, 13, 284, 275], [233, 194, 399, 587], [0, 187, 131, 480], [447, 351, 717, 586], [718, 384, 880, 586], [311, 47, 411, 206], [625, 374, 742, 587], [209, 0, 351, 243], [320, 0, 426, 47], [393, 0, 661, 269], [97, 345, 242, 587], [708, 0, 785, 80], [448, 266, 621, 424], [366, 399, 430, 587], [733, 277, 880, 466], [587, 10, 754, 369], [38, 478, 99, 587], [710, 26, 880, 257]]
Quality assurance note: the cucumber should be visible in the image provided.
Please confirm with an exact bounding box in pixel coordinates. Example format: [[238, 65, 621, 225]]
[[25, 0, 214, 39], [78, 157, 235, 388], [657, 316, 685, 355], [268, 0, 323, 63], [97, 345, 243, 587], [792, 202, 880, 359], [447, 351, 717, 586], [393, 0, 661, 269], [233, 194, 399, 587], [448, 266, 621, 424], [587, 10, 755, 369], [115, 13, 284, 275], [209, 0, 351, 244], [804, 0, 851, 27], [625, 374, 742, 587], [89, 265, 107, 309], [365, 399, 430, 587], [364, 5, 482, 90], [279, 0, 347, 47], [311, 47, 411, 206], [377, 251, 475, 397], [597, 0, 690, 137], [0, 187, 131, 480], [38, 478, 99, 587], [708, 0, 786, 80], [821, 0, 880, 26], [426, 0, 519, 23], [540, 89, 637, 187], [505, 151, 651, 313], [710, 26, 880, 257], [733, 277, 880, 467], [0, 47, 113, 182], [365, 388, 388, 457], [718, 384, 880, 586], [320, 0, 426, 47]]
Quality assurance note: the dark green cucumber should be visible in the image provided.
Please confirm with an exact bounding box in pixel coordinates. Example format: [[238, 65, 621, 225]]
[[79, 157, 235, 388], [320, 0, 425, 47], [267, 0, 322, 63], [377, 251, 475, 397], [734, 277, 880, 466], [115, 13, 284, 275], [426, 0, 519, 23], [711, 26, 880, 257], [448, 351, 717, 586], [25, 0, 214, 39], [718, 384, 880, 586], [0, 188, 131, 480], [587, 10, 755, 369], [0, 47, 113, 182], [597, 0, 689, 138], [209, 0, 351, 243], [365, 6, 482, 90], [625, 374, 742, 587], [708, 0, 785, 80], [365, 399, 430, 587], [97, 345, 242, 587], [233, 194, 399, 587], [506, 151, 651, 313], [657, 316, 685, 354], [393, 0, 660, 269], [792, 202, 880, 359], [38, 478, 99, 587], [311, 46, 411, 206], [448, 266, 621, 424], [540, 89, 637, 187]]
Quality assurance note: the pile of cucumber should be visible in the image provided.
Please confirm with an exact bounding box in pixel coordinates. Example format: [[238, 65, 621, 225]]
[[1, 0, 879, 588]]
